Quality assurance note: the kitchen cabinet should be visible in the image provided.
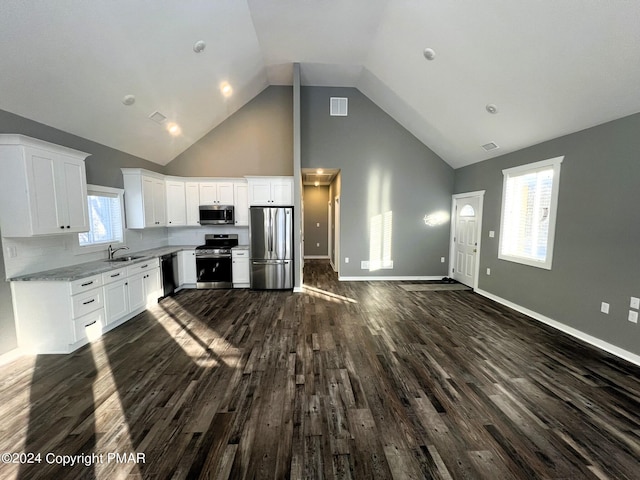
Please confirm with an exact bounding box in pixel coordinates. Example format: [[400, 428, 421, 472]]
[[0, 134, 90, 237], [166, 179, 187, 226], [232, 248, 250, 288], [128, 261, 161, 312], [246, 176, 293, 206], [11, 273, 105, 354], [199, 181, 234, 205], [185, 181, 200, 226], [234, 182, 249, 226], [122, 169, 166, 228], [178, 250, 197, 286]]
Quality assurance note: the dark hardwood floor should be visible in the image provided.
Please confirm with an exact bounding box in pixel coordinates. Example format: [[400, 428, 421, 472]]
[[1, 259, 639, 479]]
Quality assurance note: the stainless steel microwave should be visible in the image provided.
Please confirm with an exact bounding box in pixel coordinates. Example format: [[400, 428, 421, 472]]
[[199, 205, 234, 225]]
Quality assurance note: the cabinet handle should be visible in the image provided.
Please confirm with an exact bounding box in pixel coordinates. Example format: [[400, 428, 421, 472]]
[[81, 281, 94, 287], [66, 226, 70, 229], [141, 264, 148, 268], [110, 273, 121, 278], [60, 226, 65, 229], [82, 299, 96, 305], [85, 320, 97, 327]]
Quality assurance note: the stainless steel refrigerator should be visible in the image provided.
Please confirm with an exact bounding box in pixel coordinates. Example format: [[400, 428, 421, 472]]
[[249, 206, 293, 289]]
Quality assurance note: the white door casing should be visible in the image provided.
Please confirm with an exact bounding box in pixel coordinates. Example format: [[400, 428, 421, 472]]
[[450, 191, 484, 288]]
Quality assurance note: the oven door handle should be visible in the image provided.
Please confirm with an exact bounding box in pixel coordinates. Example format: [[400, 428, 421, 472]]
[[196, 254, 232, 259]]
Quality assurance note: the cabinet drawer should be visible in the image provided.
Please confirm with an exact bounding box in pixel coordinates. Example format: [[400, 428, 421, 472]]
[[127, 258, 159, 275], [72, 288, 104, 319], [73, 309, 104, 343], [70, 274, 103, 295], [232, 249, 248, 258], [102, 267, 127, 285]]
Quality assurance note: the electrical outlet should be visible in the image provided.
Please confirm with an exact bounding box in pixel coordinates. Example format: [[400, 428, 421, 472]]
[[361, 260, 370, 269], [316, 243, 320, 247], [440, 257, 445, 263], [345, 257, 349, 264], [631, 297, 640, 309], [601, 302, 610, 314], [489, 231, 495, 238], [628, 310, 638, 323], [486, 268, 491, 275], [316, 222, 320, 228]]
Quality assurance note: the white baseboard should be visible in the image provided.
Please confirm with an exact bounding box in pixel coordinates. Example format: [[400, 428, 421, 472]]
[[0, 347, 24, 367], [475, 288, 640, 368], [339, 275, 443, 282], [293, 286, 304, 293], [304, 255, 330, 259]]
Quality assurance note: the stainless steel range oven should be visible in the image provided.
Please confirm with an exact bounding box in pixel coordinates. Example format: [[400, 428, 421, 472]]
[[195, 234, 238, 289]]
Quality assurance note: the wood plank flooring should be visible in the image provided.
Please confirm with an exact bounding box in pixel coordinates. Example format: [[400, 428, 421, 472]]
[[1, 259, 639, 479]]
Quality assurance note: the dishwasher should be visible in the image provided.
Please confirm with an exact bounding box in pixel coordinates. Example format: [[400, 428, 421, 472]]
[[160, 252, 179, 298]]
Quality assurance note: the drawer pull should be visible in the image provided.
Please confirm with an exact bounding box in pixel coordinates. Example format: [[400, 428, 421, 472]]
[[110, 273, 121, 278], [82, 299, 96, 305], [85, 320, 97, 327], [141, 264, 148, 268], [81, 281, 94, 287]]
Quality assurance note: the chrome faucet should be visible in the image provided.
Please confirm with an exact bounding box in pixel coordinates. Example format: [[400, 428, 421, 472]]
[[108, 244, 129, 259]]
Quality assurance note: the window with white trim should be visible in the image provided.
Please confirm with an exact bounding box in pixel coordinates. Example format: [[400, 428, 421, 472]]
[[78, 185, 124, 249], [499, 156, 563, 269]]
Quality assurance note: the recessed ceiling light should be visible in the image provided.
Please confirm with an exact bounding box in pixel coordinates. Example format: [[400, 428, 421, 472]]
[[193, 40, 206, 53], [122, 94, 135, 106], [486, 104, 498, 114], [316, 169, 324, 174], [220, 82, 232, 97], [167, 123, 181, 136], [423, 48, 436, 61], [314, 181, 320, 187]]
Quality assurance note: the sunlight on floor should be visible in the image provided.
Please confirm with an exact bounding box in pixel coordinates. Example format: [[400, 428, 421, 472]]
[[302, 284, 358, 304], [153, 305, 242, 369], [90, 339, 142, 479]]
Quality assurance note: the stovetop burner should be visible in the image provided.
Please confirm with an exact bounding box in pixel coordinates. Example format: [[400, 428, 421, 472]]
[[195, 234, 238, 257]]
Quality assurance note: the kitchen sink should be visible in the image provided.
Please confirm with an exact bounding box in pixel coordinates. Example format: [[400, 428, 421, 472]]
[[105, 256, 144, 262]]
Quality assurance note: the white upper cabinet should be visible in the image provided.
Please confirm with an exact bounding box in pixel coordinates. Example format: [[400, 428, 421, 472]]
[[185, 182, 200, 226], [165, 179, 187, 227], [0, 134, 90, 237], [246, 176, 293, 206], [199, 181, 234, 205], [122, 169, 166, 228], [233, 182, 249, 226]]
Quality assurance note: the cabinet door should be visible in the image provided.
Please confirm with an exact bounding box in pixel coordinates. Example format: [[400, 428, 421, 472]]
[[27, 148, 65, 234], [153, 178, 166, 226], [128, 273, 146, 312], [248, 181, 272, 206], [179, 250, 197, 285], [166, 180, 186, 226], [199, 182, 217, 204], [271, 179, 293, 205], [58, 156, 89, 232], [185, 182, 200, 225], [232, 257, 250, 285], [234, 183, 249, 226], [217, 182, 234, 204], [104, 279, 129, 325], [142, 176, 156, 227], [144, 267, 161, 306]]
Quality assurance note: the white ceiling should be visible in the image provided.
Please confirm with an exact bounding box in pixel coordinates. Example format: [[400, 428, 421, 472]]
[[1, 1, 639, 169]]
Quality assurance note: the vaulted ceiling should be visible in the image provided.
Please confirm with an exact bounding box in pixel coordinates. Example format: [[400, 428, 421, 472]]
[[2, 1, 639, 169]]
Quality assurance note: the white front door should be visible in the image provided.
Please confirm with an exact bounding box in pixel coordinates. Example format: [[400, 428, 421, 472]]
[[451, 193, 483, 287]]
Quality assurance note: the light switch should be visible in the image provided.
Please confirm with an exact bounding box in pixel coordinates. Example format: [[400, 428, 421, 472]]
[[628, 310, 638, 323], [631, 297, 640, 309], [489, 231, 495, 238], [316, 222, 320, 228], [601, 302, 610, 314]]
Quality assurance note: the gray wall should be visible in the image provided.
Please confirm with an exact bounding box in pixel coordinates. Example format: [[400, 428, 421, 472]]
[[0, 109, 163, 188], [0, 227, 17, 355], [301, 87, 454, 277], [455, 112, 640, 357], [303, 185, 330, 257], [165, 86, 293, 177]]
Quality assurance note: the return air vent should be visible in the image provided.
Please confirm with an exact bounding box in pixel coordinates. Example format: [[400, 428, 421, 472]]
[[148, 111, 167, 124], [330, 97, 348, 116], [481, 142, 499, 152]]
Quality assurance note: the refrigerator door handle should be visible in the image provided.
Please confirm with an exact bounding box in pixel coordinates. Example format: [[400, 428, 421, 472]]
[[252, 260, 288, 265]]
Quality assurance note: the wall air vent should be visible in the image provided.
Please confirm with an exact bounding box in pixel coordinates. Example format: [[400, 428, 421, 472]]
[[481, 142, 499, 152], [148, 111, 167, 124], [330, 97, 348, 116]]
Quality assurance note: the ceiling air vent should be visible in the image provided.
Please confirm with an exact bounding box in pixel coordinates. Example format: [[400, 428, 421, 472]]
[[481, 142, 499, 152], [148, 111, 167, 124], [330, 97, 348, 116]]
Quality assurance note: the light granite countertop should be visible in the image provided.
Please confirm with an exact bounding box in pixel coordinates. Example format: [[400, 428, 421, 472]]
[[9, 245, 199, 282]]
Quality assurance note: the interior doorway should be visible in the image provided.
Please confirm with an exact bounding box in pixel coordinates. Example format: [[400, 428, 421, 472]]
[[450, 191, 485, 288]]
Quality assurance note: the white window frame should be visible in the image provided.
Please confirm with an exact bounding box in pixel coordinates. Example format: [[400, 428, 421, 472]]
[[75, 184, 125, 255], [498, 156, 563, 270]]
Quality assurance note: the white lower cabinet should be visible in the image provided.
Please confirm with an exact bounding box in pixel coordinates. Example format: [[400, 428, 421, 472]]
[[11, 258, 161, 354], [178, 250, 197, 286], [232, 248, 250, 288]]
